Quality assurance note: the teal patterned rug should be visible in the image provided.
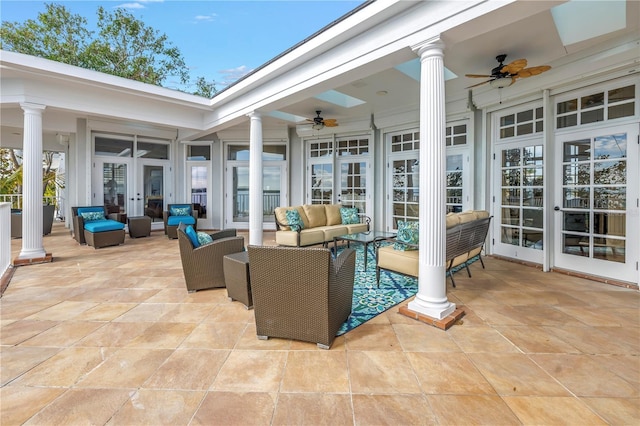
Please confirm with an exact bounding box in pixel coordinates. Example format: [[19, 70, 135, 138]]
[[336, 244, 479, 335], [336, 243, 417, 335]]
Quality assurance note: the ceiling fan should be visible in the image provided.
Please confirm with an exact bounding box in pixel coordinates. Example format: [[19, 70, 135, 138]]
[[465, 54, 551, 89], [306, 110, 338, 130]]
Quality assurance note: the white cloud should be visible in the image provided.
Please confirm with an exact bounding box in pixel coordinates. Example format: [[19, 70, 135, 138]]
[[219, 65, 253, 85], [194, 14, 218, 23], [114, 3, 147, 10]]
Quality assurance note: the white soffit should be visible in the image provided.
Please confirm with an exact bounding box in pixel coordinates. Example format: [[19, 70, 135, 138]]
[[314, 90, 365, 108], [551, 0, 626, 46], [267, 110, 308, 123], [394, 58, 457, 81]]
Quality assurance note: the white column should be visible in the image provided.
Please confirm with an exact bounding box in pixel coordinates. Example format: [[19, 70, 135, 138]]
[[407, 38, 456, 320], [248, 112, 263, 246], [18, 103, 47, 260]]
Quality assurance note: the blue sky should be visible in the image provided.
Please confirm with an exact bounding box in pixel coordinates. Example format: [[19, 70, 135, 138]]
[[1, 0, 364, 92]]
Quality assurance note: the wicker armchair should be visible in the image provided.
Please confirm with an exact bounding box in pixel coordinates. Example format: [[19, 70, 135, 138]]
[[247, 245, 356, 349], [164, 203, 198, 239], [176, 223, 245, 292]]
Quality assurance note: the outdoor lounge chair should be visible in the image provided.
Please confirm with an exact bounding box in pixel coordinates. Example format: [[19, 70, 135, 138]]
[[164, 203, 198, 239], [247, 245, 356, 349], [176, 223, 245, 292], [71, 205, 125, 249]]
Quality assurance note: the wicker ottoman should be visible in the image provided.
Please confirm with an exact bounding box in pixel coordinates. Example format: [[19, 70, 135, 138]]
[[128, 216, 152, 238], [223, 251, 252, 309]]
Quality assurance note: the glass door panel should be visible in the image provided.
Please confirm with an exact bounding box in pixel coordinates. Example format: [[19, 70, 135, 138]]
[[263, 165, 282, 222], [391, 158, 419, 229], [338, 160, 367, 212], [446, 154, 463, 213], [102, 162, 128, 218], [310, 163, 333, 204], [493, 141, 544, 263], [141, 164, 164, 222], [189, 164, 208, 222], [231, 165, 249, 223]]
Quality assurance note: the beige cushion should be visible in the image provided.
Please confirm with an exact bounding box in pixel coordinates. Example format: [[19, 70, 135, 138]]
[[377, 245, 419, 277], [302, 204, 327, 228], [446, 213, 460, 228], [275, 228, 325, 246], [346, 223, 368, 234], [457, 211, 476, 224], [325, 204, 342, 226], [473, 210, 490, 219]]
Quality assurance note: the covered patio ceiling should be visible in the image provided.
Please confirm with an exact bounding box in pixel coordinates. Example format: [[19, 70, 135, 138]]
[[1, 0, 638, 143]]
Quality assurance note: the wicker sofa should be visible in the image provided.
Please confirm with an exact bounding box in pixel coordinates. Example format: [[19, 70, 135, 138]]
[[71, 206, 125, 249], [247, 245, 356, 349], [376, 210, 491, 287], [274, 204, 370, 247]]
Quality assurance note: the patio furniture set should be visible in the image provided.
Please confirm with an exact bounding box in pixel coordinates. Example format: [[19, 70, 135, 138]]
[[70, 203, 201, 248], [170, 205, 491, 349]]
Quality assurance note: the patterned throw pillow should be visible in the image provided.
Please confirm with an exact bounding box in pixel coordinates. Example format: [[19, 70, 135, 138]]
[[340, 207, 359, 225], [285, 209, 304, 231], [196, 232, 213, 247], [394, 220, 419, 251], [170, 206, 191, 217], [80, 211, 105, 222]]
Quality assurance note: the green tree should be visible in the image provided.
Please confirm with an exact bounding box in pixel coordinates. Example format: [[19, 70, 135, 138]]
[[0, 3, 215, 93], [193, 76, 218, 98]]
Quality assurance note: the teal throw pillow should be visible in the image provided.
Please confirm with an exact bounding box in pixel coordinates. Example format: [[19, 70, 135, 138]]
[[197, 231, 213, 246], [394, 220, 419, 251], [80, 211, 105, 222], [184, 225, 200, 247], [171, 206, 191, 216], [285, 209, 304, 231], [340, 207, 359, 225]]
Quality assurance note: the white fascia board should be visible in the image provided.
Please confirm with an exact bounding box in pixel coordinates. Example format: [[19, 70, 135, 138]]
[[0, 50, 211, 107], [204, 0, 513, 130]]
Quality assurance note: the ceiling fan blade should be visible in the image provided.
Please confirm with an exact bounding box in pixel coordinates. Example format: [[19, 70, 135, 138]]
[[324, 119, 338, 127], [515, 65, 551, 78], [465, 74, 492, 78], [465, 79, 492, 89], [501, 58, 527, 75]]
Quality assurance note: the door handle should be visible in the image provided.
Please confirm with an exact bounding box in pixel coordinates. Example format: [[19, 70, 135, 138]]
[[554, 206, 560, 211]]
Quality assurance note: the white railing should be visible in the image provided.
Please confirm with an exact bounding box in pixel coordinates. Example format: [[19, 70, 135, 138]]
[[0, 203, 11, 280], [0, 194, 64, 219]]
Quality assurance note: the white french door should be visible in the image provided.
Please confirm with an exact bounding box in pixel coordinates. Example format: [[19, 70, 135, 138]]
[[554, 124, 638, 283], [225, 163, 286, 230], [492, 138, 545, 264], [93, 158, 131, 216]]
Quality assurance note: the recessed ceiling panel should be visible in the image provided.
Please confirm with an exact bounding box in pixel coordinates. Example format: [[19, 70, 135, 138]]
[[551, 0, 626, 46], [314, 90, 365, 108]]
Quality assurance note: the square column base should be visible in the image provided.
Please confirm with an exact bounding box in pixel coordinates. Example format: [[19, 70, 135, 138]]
[[398, 303, 465, 330], [13, 253, 53, 266]]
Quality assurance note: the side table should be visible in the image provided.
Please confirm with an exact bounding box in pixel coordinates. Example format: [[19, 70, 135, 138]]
[[127, 215, 152, 238], [223, 251, 252, 309]]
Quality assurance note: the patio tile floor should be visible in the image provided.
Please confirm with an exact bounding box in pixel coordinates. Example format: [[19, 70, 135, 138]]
[[1, 222, 639, 425]]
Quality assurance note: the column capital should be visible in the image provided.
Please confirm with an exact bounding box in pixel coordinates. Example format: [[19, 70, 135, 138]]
[[247, 111, 262, 120], [20, 102, 46, 114], [411, 36, 444, 58]]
